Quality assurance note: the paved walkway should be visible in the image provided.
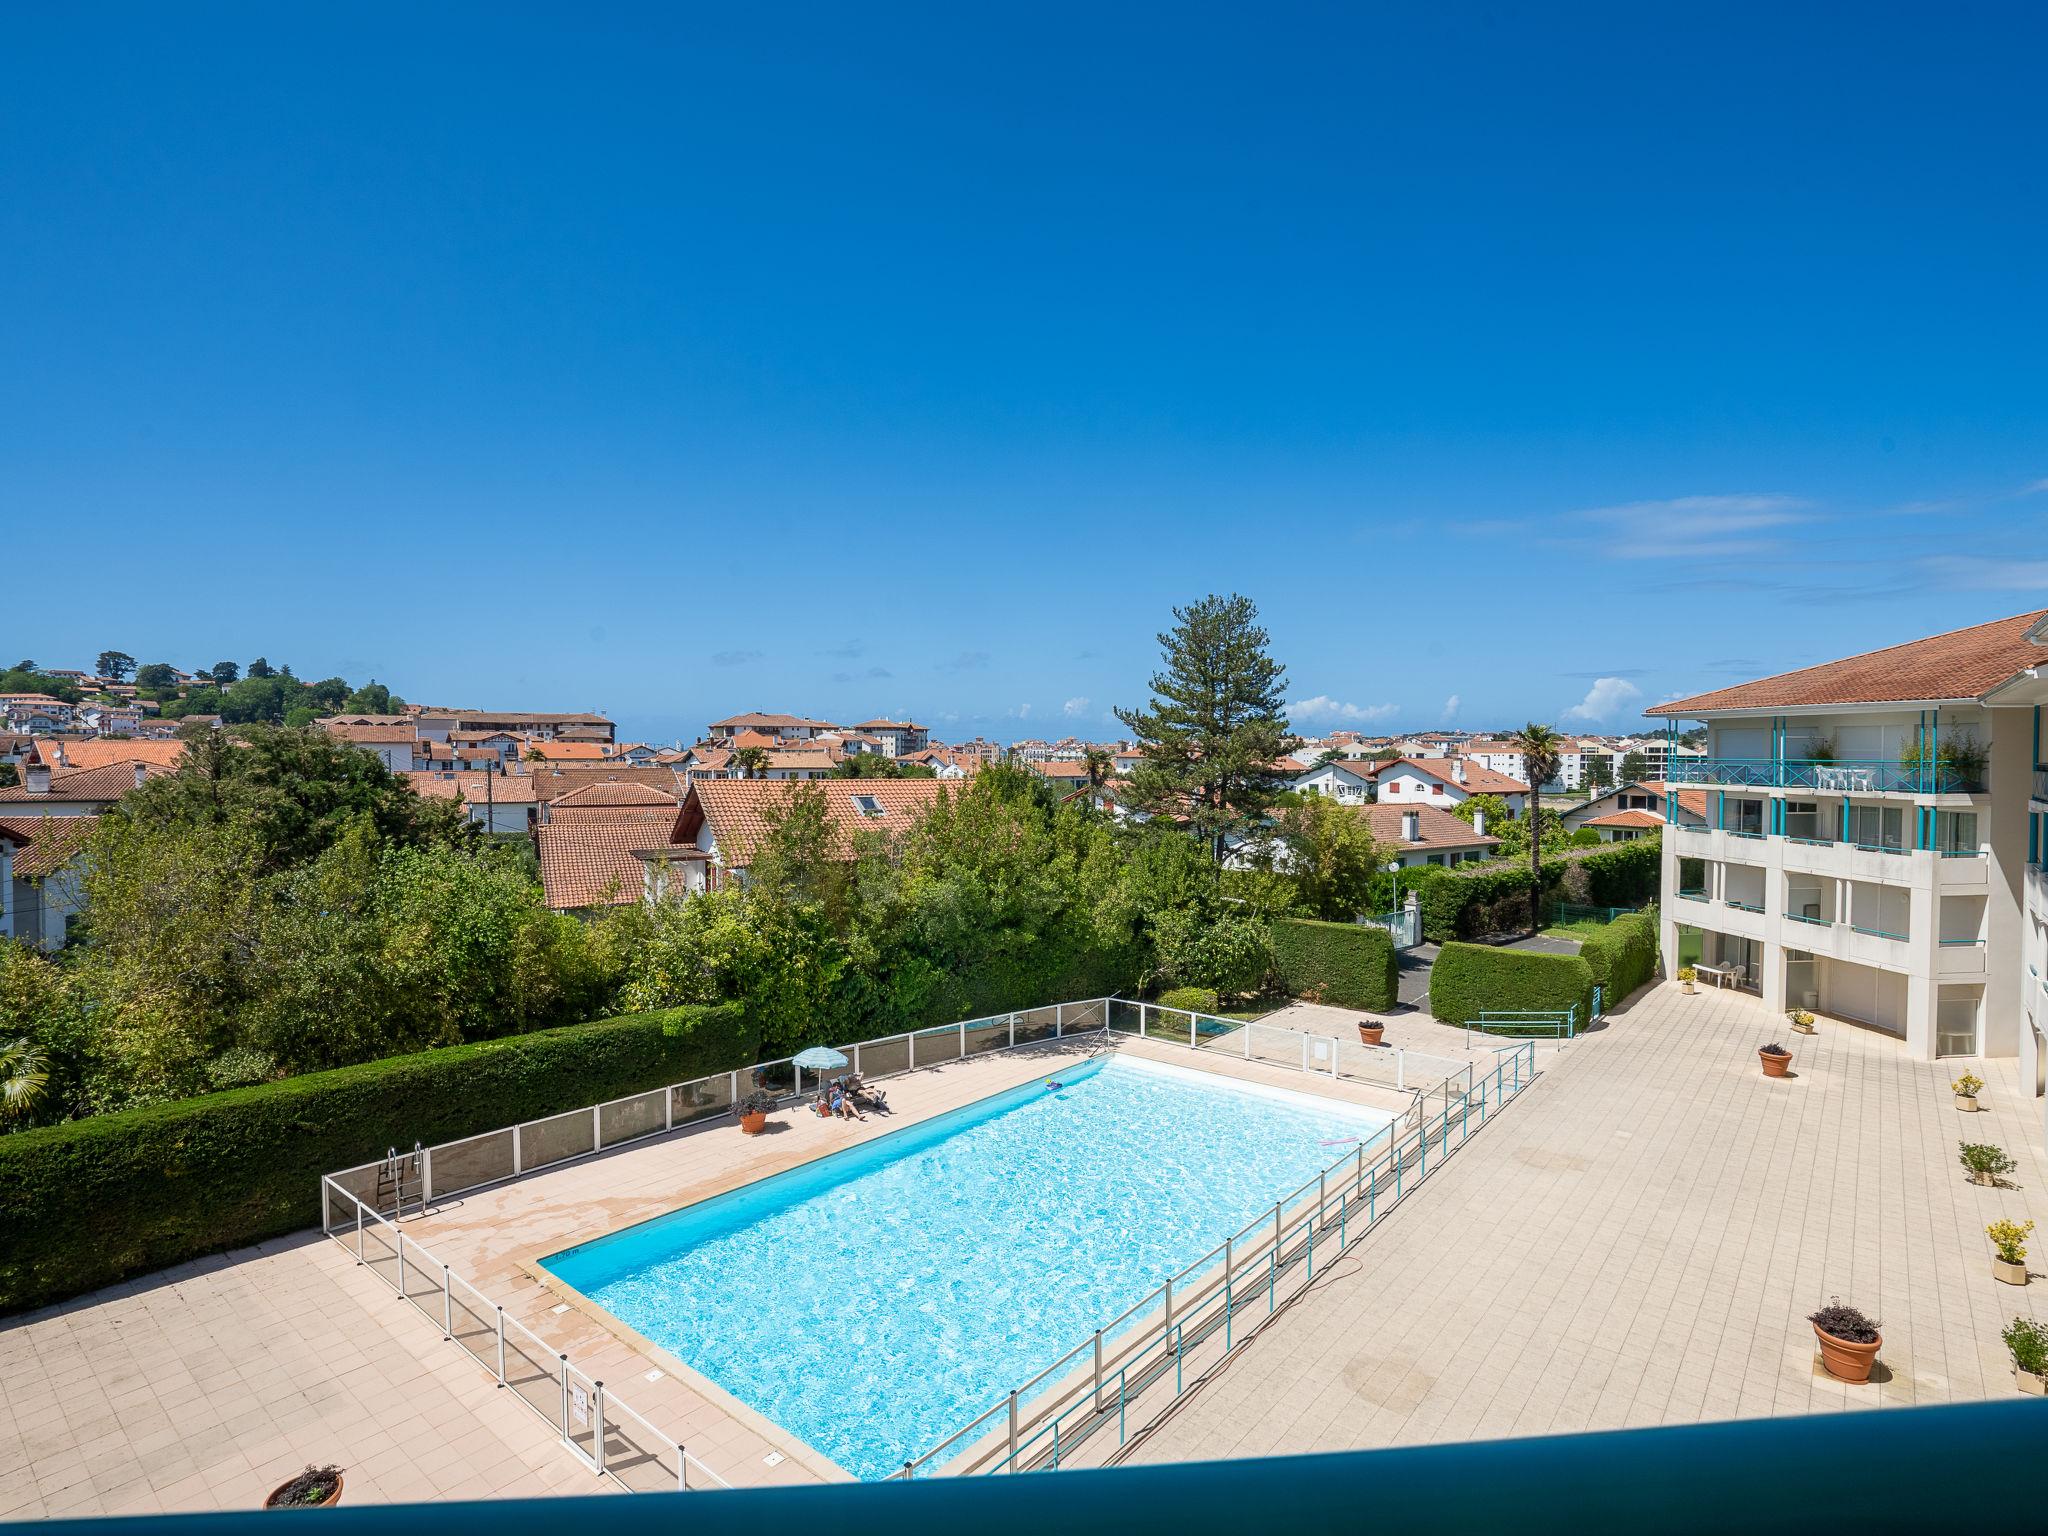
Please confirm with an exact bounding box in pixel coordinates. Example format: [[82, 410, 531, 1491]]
[[1107, 981, 2048, 1467]]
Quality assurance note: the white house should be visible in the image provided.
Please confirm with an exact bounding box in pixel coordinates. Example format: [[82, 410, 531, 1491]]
[[1374, 757, 1530, 817], [1562, 781, 1706, 841], [0, 814, 94, 949], [1366, 801, 1501, 868], [1288, 758, 1378, 805]]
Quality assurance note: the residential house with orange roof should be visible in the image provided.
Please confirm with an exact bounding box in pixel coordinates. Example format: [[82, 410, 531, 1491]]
[[1560, 780, 1706, 842], [401, 770, 541, 834], [1648, 609, 2048, 1088], [0, 759, 165, 816], [654, 778, 953, 898], [1372, 757, 1531, 817], [0, 814, 95, 948]]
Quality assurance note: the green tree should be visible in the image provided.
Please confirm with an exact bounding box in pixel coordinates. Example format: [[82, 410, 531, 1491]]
[[210, 660, 240, 685], [1115, 593, 1294, 862], [247, 657, 275, 679], [1082, 746, 1114, 791], [134, 662, 176, 690], [0, 1036, 48, 1121], [730, 745, 770, 779], [1587, 754, 1614, 790], [833, 751, 904, 778], [95, 650, 135, 682], [1619, 749, 1648, 783], [1274, 794, 1389, 920], [344, 680, 394, 714], [1511, 722, 1566, 926], [0, 764, 15, 790]]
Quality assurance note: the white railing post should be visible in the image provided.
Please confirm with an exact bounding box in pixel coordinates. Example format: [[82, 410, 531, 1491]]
[[1139, 1004, 1148, 1038], [593, 1380, 607, 1475], [1009, 1013, 1016, 1047], [1056, 1001, 1065, 1037], [1300, 1033, 1309, 1073], [495, 1306, 506, 1384], [421, 1147, 434, 1204], [442, 1265, 453, 1338], [512, 1123, 523, 1175], [591, 1105, 601, 1152], [558, 1355, 571, 1442], [960, 1019, 967, 1055], [1396, 1047, 1406, 1091], [1243, 1024, 1251, 1059], [355, 1199, 364, 1264], [1093, 1329, 1104, 1409], [396, 1233, 408, 1297], [854, 1043, 862, 1077], [1007, 1390, 1020, 1472], [908, 1031, 916, 1070], [1189, 1013, 1197, 1048]]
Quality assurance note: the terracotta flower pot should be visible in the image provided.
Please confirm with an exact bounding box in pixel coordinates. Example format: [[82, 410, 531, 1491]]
[[1759, 1049, 1792, 1079], [266, 1473, 344, 1510], [1358, 1023, 1384, 1047], [1812, 1323, 1881, 1384], [1956, 1094, 1979, 1112], [739, 1111, 768, 1135], [1994, 1257, 2028, 1286], [2018, 1368, 2046, 1396]]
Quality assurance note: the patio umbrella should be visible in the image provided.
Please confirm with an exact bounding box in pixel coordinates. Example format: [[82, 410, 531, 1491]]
[[792, 1046, 849, 1072]]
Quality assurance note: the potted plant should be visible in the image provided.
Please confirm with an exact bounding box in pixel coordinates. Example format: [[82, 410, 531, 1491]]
[[1679, 966, 1697, 995], [1808, 1300, 1881, 1383], [1758, 1041, 1793, 1078], [1988, 1218, 2034, 1286], [1358, 1019, 1385, 1046], [1787, 1008, 1816, 1035], [2003, 1316, 2048, 1394], [1805, 734, 1836, 767], [1959, 1142, 2016, 1188], [1952, 1071, 1984, 1112], [735, 1088, 777, 1135], [265, 1466, 344, 1510]]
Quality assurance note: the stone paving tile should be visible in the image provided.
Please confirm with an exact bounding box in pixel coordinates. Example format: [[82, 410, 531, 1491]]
[[1105, 981, 2048, 1468]]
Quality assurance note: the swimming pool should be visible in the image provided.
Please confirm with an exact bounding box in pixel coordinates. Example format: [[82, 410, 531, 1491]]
[[539, 1052, 1393, 1480]]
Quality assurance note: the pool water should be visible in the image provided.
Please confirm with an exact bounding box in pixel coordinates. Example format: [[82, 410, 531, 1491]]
[[540, 1053, 1392, 1480]]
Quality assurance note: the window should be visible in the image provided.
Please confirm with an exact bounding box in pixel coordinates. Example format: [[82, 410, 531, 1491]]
[[1935, 809, 1979, 854], [1937, 988, 1981, 1058], [1847, 803, 1904, 850], [853, 795, 884, 818], [1783, 800, 1825, 841]]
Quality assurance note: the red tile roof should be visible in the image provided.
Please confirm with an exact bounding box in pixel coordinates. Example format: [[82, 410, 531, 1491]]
[[401, 770, 542, 805], [0, 761, 160, 804], [549, 780, 680, 811], [323, 723, 418, 745], [32, 738, 187, 772], [1381, 757, 1530, 795], [1583, 808, 1665, 830], [1360, 801, 1500, 852], [680, 778, 952, 870], [536, 814, 679, 910], [1648, 609, 2048, 714], [0, 814, 98, 877]]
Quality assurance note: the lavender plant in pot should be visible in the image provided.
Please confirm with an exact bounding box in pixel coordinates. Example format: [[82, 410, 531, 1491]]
[[1809, 1300, 1881, 1383]]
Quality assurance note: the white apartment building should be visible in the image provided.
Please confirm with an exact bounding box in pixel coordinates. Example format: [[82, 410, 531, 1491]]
[[1651, 613, 2048, 1125]]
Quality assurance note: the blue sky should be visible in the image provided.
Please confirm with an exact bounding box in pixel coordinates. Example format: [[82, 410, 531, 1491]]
[[6, 5, 2044, 745]]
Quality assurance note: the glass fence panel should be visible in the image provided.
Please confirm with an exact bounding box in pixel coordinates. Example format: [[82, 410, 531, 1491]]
[[1012, 1005, 1060, 1043], [449, 1278, 497, 1370], [1063, 998, 1107, 1034], [751, 1060, 797, 1098], [401, 1236, 446, 1328], [602, 1405, 680, 1494], [599, 1090, 668, 1148], [503, 1319, 563, 1422], [359, 1214, 401, 1291], [1245, 1026, 1306, 1070], [859, 1035, 910, 1078], [326, 1163, 384, 1213], [672, 1073, 735, 1127], [524, 1107, 597, 1170], [429, 1129, 515, 1196], [916, 1025, 964, 1066], [1107, 998, 1145, 1034], [1194, 1012, 1238, 1043], [965, 1018, 1010, 1056]]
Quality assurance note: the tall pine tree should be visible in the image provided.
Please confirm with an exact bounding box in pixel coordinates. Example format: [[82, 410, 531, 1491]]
[[1115, 593, 1294, 861]]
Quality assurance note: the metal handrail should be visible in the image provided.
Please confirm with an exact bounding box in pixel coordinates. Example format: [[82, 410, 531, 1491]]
[[322, 1176, 729, 1494], [899, 1039, 1540, 1478]]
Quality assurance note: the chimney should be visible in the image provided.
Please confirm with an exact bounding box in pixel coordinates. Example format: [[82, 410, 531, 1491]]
[[1452, 758, 1466, 784], [1473, 809, 1487, 838], [25, 762, 51, 795], [1401, 809, 1420, 842], [52, 742, 67, 767], [134, 762, 148, 790]]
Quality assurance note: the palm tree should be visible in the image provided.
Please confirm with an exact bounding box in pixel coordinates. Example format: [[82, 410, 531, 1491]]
[[1512, 722, 1565, 930], [731, 745, 770, 780], [0, 1038, 48, 1122], [1082, 747, 1114, 792]]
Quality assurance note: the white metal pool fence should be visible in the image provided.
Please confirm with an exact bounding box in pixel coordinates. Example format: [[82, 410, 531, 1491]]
[[897, 1039, 1540, 1479], [319, 1177, 729, 1493], [315, 993, 1485, 1493]]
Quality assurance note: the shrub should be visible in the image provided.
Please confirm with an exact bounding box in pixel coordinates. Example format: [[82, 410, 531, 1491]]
[[1575, 909, 1659, 1012], [1151, 909, 1272, 999], [1988, 1218, 2034, 1265], [1406, 838, 1661, 943], [1809, 1300, 1880, 1343], [0, 1002, 753, 1315], [1269, 919, 1398, 1011], [1960, 1142, 2017, 1180], [2004, 1316, 2048, 1374], [1428, 943, 1596, 1026], [1156, 986, 1221, 1015], [1953, 1072, 1984, 1097]]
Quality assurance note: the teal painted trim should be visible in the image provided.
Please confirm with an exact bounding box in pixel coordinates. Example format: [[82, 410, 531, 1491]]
[[1840, 795, 1850, 842], [2035, 705, 2040, 771]]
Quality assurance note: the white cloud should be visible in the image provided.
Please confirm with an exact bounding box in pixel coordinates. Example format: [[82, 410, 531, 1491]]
[[1562, 677, 1643, 722], [2023, 478, 2048, 496], [1441, 693, 1461, 721], [1923, 555, 2048, 591], [1008, 703, 1033, 720], [1289, 695, 1398, 724], [1573, 493, 1813, 558], [1062, 696, 1091, 718]]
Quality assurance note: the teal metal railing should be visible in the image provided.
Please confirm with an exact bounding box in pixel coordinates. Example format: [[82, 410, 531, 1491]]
[[1665, 758, 1983, 794]]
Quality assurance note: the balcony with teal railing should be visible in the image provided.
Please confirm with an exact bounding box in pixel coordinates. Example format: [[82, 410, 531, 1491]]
[[1662, 758, 1985, 794]]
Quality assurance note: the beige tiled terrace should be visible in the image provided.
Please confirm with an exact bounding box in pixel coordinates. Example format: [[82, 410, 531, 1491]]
[[6, 984, 2043, 1515], [1102, 980, 2048, 1468]]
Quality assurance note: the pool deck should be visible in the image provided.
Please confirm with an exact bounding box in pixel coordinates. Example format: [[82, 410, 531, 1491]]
[[8, 983, 2042, 1514]]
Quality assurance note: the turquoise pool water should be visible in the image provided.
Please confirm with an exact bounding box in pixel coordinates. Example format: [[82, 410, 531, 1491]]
[[540, 1053, 1392, 1480]]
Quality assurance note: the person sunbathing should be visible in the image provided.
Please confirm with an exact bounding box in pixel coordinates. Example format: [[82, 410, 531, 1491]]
[[828, 1083, 865, 1121]]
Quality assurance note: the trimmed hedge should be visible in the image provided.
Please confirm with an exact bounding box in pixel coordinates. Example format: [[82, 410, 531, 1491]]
[[1156, 986, 1221, 1015], [1577, 909, 1660, 1011], [1429, 942, 1596, 1027], [1270, 918, 1399, 1011], [0, 1002, 752, 1315], [1409, 837, 1661, 943]]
